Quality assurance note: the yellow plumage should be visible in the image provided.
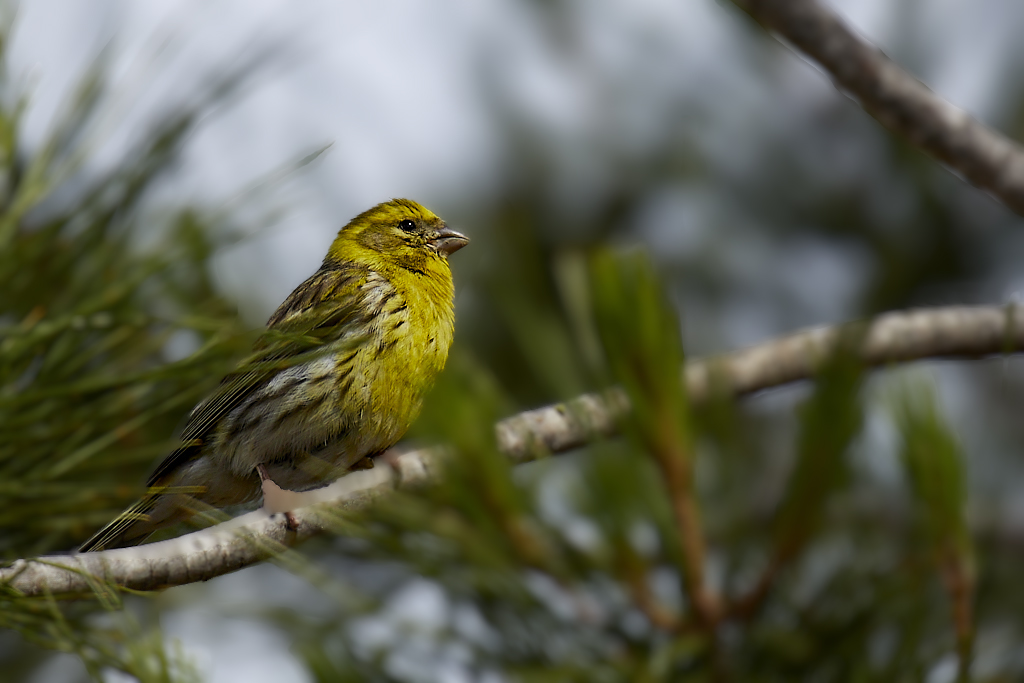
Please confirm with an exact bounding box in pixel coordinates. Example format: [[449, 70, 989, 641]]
[[80, 198, 468, 551]]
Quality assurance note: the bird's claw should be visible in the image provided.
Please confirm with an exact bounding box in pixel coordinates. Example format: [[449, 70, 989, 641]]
[[256, 464, 309, 514]]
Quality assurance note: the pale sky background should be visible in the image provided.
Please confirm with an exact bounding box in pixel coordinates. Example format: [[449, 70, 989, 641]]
[[11, 1, 1024, 681], [11, 0, 1022, 326]]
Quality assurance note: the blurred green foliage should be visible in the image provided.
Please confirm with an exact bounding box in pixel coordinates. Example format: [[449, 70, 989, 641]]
[[272, 252, 1001, 681], [0, 25, 256, 680], [4, 3, 1024, 683]]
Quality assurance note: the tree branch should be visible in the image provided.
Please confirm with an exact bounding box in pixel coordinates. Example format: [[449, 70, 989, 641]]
[[731, 0, 1024, 216], [3, 304, 1021, 597], [500, 304, 1022, 459]]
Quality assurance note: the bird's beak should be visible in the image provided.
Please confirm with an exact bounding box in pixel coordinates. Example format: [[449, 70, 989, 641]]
[[431, 226, 469, 256]]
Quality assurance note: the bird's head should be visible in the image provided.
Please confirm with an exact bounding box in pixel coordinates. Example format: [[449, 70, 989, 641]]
[[327, 199, 468, 275]]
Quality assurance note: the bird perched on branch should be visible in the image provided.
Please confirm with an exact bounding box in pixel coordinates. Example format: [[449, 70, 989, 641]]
[[80, 199, 468, 551]]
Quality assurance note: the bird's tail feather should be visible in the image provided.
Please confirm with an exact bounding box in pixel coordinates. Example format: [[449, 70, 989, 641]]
[[78, 496, 161, 552]]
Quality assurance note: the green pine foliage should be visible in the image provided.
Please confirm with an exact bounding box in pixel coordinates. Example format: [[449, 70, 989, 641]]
[[0, 30, 255, 680], [2, 16, 1023, 683], [264, 252, 1010, 681]]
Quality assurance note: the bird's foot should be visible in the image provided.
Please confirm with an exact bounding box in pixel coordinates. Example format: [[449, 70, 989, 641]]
[[378, 449, 405, 470], [349, 456, 375, 470], [256, 464, 311, 521], [350, 450, 403, 475]]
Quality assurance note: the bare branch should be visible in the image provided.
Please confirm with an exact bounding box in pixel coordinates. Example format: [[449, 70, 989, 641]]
[[0, 463, 414, 597], [731, 0, 1024, 216], [3, 304, 1021, 597], [501, 305, 1023, 459]]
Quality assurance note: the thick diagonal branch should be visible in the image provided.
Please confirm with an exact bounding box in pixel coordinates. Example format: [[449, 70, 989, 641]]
[[3, 304, 1021, 597], [731, 0, 1024, 216]]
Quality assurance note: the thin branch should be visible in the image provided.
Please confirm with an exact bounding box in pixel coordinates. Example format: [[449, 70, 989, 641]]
[[727, 558, 781, 621], [731, 0, 1024, 217], [664, 454, 720, 626], [0, 462, 417, 597], [3, 304, 1022, 597], [941, 551, 975, 682], [623, 564, 687, 632], [649, 417, 720, 627], [499, 304, 1023, 459]]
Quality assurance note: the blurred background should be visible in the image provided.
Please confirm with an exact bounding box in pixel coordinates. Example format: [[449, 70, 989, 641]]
[[5, 0, 1024, 681]]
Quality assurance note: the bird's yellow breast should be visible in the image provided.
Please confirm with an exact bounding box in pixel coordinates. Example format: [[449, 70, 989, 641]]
[[335, 262, 455, 449]]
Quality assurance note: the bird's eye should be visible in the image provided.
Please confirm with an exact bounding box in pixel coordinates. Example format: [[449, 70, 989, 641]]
[[399, 219, 416, 232]]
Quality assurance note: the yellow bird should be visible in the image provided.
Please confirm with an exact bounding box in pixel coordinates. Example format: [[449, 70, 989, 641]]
[[80, 198, 468, 551]]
